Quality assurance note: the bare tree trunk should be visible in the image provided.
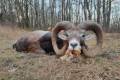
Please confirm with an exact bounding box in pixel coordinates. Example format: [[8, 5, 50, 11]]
[[97, 0, 101, 23], [62, 0, 65, 20], [50, 0, 56, 27], [103, 0, 107, 28], [84, 0, 87, 20], [106, 0, 111, 28], [86, 0, 92, 20], [41, 0, 45, 28], [34, 0, 39, 28], [24, 0, 30, 28]]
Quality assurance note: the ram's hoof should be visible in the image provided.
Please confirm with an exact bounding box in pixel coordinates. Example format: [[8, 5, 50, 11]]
[[60, 55, 72, 62]]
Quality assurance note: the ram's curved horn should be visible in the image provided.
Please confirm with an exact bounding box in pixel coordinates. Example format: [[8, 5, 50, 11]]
[[79, 21, 103, 57], [51, 21, 73, 57]]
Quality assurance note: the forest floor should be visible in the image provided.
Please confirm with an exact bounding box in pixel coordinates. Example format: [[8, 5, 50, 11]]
[[0, 26, 120, 80]]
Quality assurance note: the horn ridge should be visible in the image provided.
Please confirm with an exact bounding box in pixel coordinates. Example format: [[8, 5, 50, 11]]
[[51, 21, 72, 56], [79, 21, 103, 57]]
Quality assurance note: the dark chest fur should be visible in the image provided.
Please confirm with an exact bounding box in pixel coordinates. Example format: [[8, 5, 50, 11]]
[[39, 32, 64, 55]]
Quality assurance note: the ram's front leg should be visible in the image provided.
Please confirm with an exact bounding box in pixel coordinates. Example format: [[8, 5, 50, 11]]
[[60, 50, 81, 62], [60, 50, 73, 61]]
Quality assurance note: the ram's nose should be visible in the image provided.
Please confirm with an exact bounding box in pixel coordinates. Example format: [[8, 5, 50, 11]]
[[70, 43, 78, 49]]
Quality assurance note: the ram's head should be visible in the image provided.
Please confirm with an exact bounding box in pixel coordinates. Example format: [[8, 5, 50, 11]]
[[51, 21, 103, 60]]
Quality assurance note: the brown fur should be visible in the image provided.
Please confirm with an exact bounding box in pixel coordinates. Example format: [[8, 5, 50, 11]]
[[13, 21, 103, 59], [13, 30, 49, 53]]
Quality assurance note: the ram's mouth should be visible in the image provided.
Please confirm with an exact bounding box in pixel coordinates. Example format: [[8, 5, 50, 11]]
[[66, 50, 81, 57], [60, 49, 81, 62]]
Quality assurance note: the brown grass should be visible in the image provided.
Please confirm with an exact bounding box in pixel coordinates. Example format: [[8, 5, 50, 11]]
[[0, 26, 120, 80]]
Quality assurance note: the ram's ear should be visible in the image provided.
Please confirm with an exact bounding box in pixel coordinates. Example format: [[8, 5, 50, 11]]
[[80, 33, 96, 41], [58, 30, 68, 40], [84, 34, 96, 41]]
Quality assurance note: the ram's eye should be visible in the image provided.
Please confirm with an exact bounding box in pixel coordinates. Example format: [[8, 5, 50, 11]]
[[79, 34, 85, 37], [58, 31, 68, 40], [82, 34, 85, 37]]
